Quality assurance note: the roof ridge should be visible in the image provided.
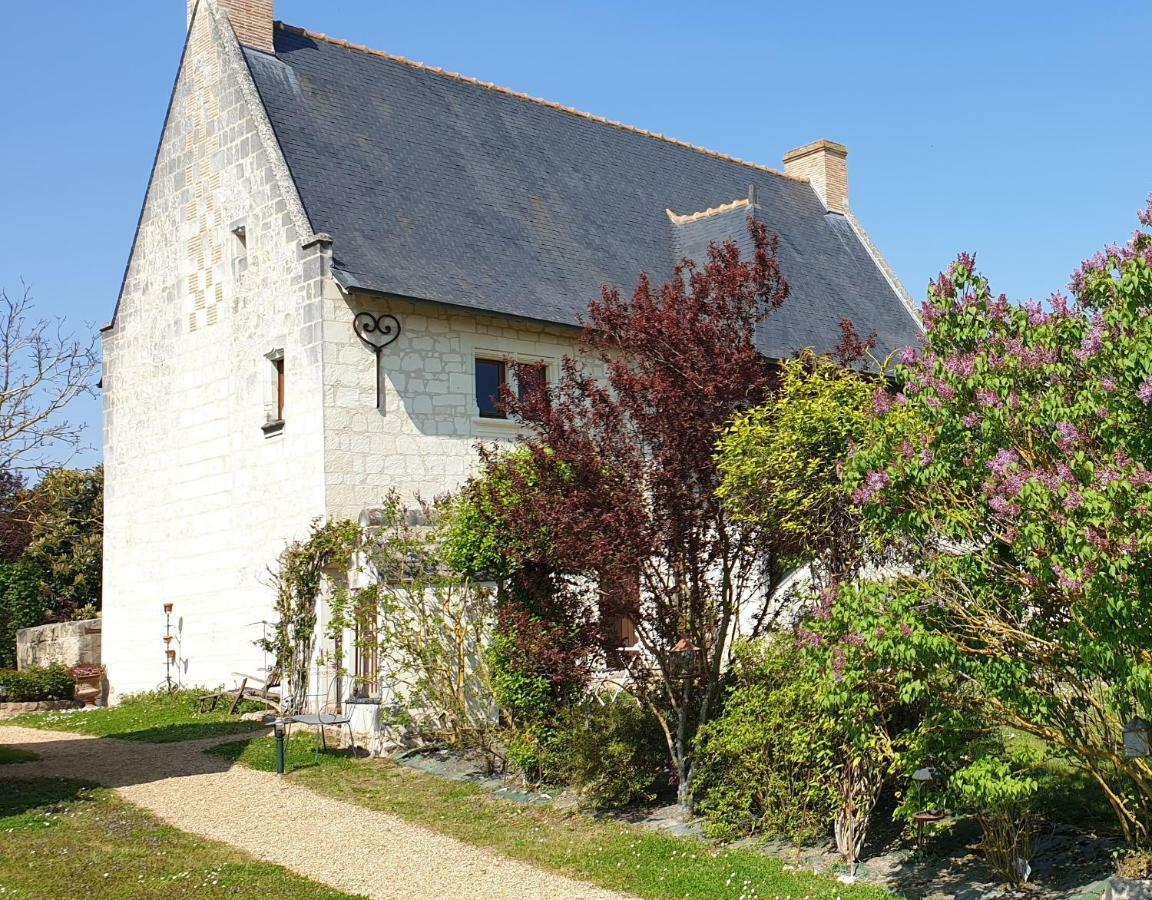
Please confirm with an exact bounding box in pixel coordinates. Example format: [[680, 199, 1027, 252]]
[[666, 197, 750, 225], [274, 22, 805, 183]]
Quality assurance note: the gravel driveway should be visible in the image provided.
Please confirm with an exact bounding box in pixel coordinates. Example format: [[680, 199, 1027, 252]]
[[0, 724, 629, 900]]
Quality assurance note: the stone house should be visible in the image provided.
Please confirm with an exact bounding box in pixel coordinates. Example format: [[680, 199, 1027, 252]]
[[101, 0, 920, 699]]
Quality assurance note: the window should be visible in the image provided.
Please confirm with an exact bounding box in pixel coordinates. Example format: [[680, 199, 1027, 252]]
[[262, 349, 285, 434], [274, 357, 285, 420], [352, 608, 380, 699], [475, 358, 507, 418], [599, 567, 640, 669], [231, 223, 248, 278], [516, 362, 548, 402]]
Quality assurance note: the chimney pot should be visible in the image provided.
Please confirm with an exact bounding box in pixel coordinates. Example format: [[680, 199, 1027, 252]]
[[782, 140, 849, 213], [188, 0, 275, 54]]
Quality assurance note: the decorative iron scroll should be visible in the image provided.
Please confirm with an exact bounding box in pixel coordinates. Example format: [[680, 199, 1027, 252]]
[[353, 312, 401, 409]]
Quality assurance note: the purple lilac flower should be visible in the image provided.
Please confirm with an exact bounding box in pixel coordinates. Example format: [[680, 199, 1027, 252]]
[[899, 623, 913, 638], [989, 495, 1020, 517], [1065, 489, 1082, 511], [988, 448, 1019, 476], [989, 293, 1010, 321], [1095, 467, 1118, 488], [1023, 299, 1047, 327], [1139, 195, 1152, 227], [1054, 422, 1080, 450], [852, 470, 891, 506], [814, 585, 836, 620], [945, 354, 976, 377], [1074, 318, 1104, 361], [1139, 377, 1152, 405], [1132, 469, 1152, 487], [1053, 565, 1082, 593], [842, 632, 866, 647], [898, 346, 919, 367], [1085, 527, 1108, 549], [795, 628, 824, 649], [1101, 376, 1116, 392], [831, 647, 847, 683], [976, 389, 1002, 409], [919, 448, 935, 466], [963, 412, 981, 428], [872, 389, 892, 415]]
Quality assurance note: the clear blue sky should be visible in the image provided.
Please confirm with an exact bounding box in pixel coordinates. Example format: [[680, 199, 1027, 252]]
[[2, 1, 1149, 466]]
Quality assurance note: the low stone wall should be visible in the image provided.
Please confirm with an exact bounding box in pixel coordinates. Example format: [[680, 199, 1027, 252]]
[[0, 699, 81, 720], [16, 619, 102, 670]]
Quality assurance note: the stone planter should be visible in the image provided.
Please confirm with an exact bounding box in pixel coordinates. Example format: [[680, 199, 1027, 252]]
[[70, 665, 106, 708]]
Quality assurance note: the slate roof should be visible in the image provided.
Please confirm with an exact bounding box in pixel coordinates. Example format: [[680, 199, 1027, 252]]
[[243, 24, 921, 360]]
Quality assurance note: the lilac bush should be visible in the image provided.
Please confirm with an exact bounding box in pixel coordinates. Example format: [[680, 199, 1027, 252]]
[[843, 199, 1152, 844]]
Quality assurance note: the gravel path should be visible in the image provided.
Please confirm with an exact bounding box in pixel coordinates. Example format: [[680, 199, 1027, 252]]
[[0, 724, 628, 900]]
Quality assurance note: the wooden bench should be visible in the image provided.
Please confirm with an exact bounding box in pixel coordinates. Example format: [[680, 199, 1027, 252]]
[[197, 670, 281, 715]]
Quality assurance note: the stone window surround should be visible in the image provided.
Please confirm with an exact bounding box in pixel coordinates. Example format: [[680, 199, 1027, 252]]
[[261, 346, 285, 436], [466, 334, 558, 436]]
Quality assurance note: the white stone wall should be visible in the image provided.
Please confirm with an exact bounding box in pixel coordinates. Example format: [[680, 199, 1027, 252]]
[[102, 3, 328, 698], [103, 1, 596, 703], [319, 293, 584, 517]]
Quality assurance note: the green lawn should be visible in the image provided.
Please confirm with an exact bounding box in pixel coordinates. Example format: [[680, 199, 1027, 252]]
[[0, 777, 361, 899], [211, 735, 891, 900], [6, 690, 270, 743], [1003, 728, 1118, 832], [0, 745, 39, 764]]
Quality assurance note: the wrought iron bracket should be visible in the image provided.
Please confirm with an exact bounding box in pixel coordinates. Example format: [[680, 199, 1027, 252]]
[[353, 312, 401, 409]]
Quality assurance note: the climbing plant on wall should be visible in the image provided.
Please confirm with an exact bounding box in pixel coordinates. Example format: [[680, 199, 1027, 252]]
[[264, 518, 362, 712]]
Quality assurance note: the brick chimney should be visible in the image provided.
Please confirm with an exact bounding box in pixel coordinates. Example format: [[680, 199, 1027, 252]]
[[782, 140, 849, 213], [187, 0, 275, 54]]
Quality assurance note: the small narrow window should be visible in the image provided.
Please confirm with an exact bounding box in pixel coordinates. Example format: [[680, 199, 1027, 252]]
[[262, 349, 285, 435], [274, 357, 285, 420], [475, 358, 507, 418], [231, 223, 248, 278]]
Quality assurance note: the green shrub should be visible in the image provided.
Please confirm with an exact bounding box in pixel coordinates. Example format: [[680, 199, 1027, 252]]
[[0, 664, 74, 702], [550, 694, 669, 810], [951, 754, 1038, 885], [695, 637, 839, 843], [0, 560, 46, 669]]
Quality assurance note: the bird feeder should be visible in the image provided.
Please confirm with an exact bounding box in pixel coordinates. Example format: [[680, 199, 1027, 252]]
[[1123, 718, 1151, 758], [669, 637, 698, 681]]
